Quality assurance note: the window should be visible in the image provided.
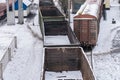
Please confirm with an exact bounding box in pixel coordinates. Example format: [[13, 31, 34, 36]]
[[9, 6, 13, 11]]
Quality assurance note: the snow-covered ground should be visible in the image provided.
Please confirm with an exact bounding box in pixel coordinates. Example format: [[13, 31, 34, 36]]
[[45, 71, 83, 80], [44, 35, 70, 45], [93, 5, 120, 54], [0, 0, 120, 80], [92, 0, 120, 80], [0, 0, 44, 80], [70, 0, 120, 80]]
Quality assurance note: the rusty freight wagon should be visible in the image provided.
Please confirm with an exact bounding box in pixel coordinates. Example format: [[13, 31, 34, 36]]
[[39, 0, 79, 47], [40, 47, 95, 80], [74, 0, 102, 47]]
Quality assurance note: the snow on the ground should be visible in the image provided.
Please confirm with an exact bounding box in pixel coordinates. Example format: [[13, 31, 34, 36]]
[[45, 71, 83, 80], [92, 1, 120, 80], [0, 2, 43, 80], [0, 33, 15, 60], [93, 6, 120, 54], [3, 24, 43, 80], [44, 35, 70, 45], [94, 52, 120, 80], [110, 0, 120, 6]]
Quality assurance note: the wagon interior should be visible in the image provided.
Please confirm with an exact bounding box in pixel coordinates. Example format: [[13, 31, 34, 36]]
[[43, 47, 95, 80], [40, 6, 65, 21], [40, 6, 62, 16], [39, 0, 54, 7], [39, 2, 78, 47], [43, 21, 80, 47]]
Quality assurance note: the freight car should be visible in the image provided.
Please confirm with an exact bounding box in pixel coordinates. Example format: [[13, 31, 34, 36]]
[[74, 0, 103, 47], [39, 0, 65, 22], [40, 47, 95, 80], [39, 0, 80, 47], [43, 21, 81, 47]]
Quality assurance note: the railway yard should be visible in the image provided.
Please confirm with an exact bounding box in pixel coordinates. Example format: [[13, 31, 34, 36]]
[[0, 0, 120, 80]]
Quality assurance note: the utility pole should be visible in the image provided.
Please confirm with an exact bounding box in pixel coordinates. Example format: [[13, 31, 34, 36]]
[[68, 0, 71, 25], [18, 0, 24, 24], [7, 0, 15, 25]]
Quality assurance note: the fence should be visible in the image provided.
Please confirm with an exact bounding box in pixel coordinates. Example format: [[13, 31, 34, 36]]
[[0, 36, 17, 80]]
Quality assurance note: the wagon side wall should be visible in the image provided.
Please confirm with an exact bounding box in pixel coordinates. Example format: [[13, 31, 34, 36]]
[[79, 48, 95, 80], [74, 15, 98, 46]]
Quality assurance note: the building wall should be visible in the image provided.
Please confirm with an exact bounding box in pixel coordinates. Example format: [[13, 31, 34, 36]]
[[14, 0, 30, 17], [15, 8, 30, 17]]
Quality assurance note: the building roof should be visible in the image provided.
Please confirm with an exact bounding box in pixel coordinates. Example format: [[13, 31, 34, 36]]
[[23, 0, 32, 6]]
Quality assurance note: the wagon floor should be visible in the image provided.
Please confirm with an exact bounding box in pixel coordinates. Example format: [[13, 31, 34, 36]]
[[44, 35, 70, 45], [45, 70, 83, 80]]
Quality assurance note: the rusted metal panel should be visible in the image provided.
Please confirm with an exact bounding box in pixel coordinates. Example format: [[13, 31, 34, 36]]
[[74, 14, 97, 19], [79, 48, 95, 80], [44, 21, 68, 35], [80, 20, 89, 43], [88, 20, 98, 45], [45, 48, 80, 71], [45, 47, 80, 71], [74, 15, 98, 46]]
